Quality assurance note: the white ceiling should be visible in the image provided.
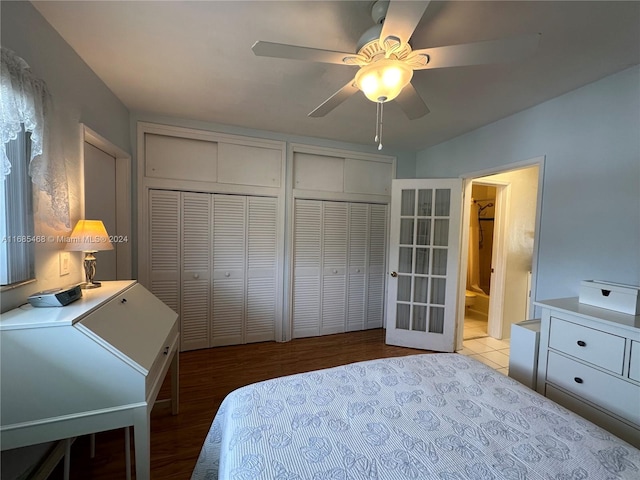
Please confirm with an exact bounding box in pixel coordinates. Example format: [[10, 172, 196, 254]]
[[32, 1, 639, 151]]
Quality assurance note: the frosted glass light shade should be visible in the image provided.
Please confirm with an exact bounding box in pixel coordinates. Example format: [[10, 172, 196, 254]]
[[355, 59, 413, 103], [65, 220, 114, 252]]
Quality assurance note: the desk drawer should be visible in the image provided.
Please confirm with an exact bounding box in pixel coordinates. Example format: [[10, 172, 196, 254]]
[[549, 317, 625, 374], [146, 322, 179, 399], [547, 351, 640, 426], [630, 341, 640, 382]]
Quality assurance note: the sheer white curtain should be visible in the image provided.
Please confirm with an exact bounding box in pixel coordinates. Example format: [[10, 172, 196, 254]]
[[1, 47, 69, 228]]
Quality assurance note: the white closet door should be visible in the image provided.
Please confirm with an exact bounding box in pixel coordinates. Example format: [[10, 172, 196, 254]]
[[366, 204, 388, 329], [211, 195, 246, 346], [321, 201, 348, 335], [347, 203, 368, 331], [148, 190, 180, 315], [292, 200, 322, 338], [246, 196, 277, 343], [180, 192, 211, 351]]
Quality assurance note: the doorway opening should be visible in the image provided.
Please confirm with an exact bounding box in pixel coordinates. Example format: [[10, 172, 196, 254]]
[[457, 162, 541, 347]]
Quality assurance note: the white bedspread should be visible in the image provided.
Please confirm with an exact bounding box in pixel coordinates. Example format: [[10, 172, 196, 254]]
[[191, 353, 640, 479]]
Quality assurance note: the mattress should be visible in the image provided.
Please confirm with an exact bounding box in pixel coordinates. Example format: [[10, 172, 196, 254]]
[[191, 353, 640, 479]]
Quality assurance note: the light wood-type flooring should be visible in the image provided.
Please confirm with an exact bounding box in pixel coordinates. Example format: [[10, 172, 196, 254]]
[[49, 329, 428, 479]]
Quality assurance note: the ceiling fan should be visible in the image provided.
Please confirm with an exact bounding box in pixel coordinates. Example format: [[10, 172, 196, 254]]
[[252, 0, 540, 149]]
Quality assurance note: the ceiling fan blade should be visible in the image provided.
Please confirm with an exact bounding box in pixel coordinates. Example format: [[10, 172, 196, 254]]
[[252, 41, 353, 65], [380, 0, 430, 45], [412, 33, 541, 70], [308, 80, 359, 117], [395, 83, 430, 120]]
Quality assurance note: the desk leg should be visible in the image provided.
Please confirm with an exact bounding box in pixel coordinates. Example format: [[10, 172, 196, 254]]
[[64, 438, 71, 480], [125, 427, 131, 480], [171, 350, 179, 415], [133, 408, 151, 480]]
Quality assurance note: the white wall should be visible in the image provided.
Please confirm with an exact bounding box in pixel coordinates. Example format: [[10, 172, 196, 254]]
[[0, 1, 131, 312], [416, 66, 640, 302]]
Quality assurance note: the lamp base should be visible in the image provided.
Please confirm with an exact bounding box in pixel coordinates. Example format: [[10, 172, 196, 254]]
[[80, 281, 102, 289]]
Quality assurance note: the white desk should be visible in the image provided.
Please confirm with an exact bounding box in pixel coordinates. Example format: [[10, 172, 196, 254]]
[[0, 281, 179, 479]]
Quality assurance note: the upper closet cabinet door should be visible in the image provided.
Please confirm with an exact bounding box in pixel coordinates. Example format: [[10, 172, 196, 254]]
[[246, 196, 278, 343], [212, 195, 246, 346], [292, 200, 322, 338], [148, 190, 180, 317], [180, 192, 211, 351], [321, 201, 348, 336], [347, 203, 368, 332], [366, 204, 388, 329]]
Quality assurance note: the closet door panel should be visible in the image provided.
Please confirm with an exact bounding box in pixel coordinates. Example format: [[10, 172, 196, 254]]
[[148, 189, 180, 315], [293, 200, 321, 338], [321, 202, 348, 335], [212, 195, 246, 346], [246, 197, 277, 343], [181, 192, 211, 351], [347, 203, 368, 332], [366, 204, 388, 329]]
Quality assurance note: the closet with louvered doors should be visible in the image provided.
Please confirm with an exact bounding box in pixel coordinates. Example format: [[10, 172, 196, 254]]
[[292, 199, 388, 338], [148, 189, 278, 351]]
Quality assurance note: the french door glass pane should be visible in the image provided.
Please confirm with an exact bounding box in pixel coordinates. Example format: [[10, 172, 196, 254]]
[[415, 248, 430, 274], [397, 275, 411, 302], [401, 190, 415, 216], [414, 277, 428, 303], [398, 247, 413, 273], [416, 219, 430, 245], [430, 278, 446, 305], [413, 306, 427, 332], [397, 304, 410, 330], [432, 249, 447, 275], [434, 189, 450, 216], [433, 219, 449, 246], [429, 307, 444, 333], [400, 219, 414, 245], [417, 189, 432, 216]]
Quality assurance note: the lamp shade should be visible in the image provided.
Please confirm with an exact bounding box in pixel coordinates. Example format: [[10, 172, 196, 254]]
[[65, 220, 114, 252], [354, 59, 413, 103]]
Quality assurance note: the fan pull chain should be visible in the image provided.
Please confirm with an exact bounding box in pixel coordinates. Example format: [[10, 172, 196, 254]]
[[374, 101, 380, 143], [377, 101, 384, 150]]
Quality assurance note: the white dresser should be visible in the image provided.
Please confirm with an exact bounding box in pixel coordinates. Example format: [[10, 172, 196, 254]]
[[0, 281, 179, 479], [536, 298, 640, 447]]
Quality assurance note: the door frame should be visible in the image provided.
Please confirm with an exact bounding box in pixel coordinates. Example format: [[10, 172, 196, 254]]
[[82, 124, 132, 280], [455, 156, 545, 350]]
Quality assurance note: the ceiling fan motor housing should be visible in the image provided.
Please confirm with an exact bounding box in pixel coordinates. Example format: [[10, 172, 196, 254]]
[[371, 0, 390, 24]]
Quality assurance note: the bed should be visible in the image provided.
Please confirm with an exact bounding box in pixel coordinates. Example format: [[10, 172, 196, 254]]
[[191, 353, 640, 479]]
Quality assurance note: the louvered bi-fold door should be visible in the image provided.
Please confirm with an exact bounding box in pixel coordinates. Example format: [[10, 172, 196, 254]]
[[246, 196, 278, 343], [321, 202, 348, 335], [347, 203, 368, 331], [148, 189, 180, 316], [181, 192, 211, 351], [292, 200, 322, 338], [211, 195, 246, 347], [366, 204, 388, 329]]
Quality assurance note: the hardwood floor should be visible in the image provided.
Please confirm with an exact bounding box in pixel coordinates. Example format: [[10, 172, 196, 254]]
[[49, 329, 429, 479]]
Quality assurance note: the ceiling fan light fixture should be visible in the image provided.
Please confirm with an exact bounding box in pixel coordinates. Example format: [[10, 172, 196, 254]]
[[354, 59, 413, 103]]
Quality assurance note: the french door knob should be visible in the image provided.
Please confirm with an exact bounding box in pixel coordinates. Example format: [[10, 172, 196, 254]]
[[390, 271, 398, 278]]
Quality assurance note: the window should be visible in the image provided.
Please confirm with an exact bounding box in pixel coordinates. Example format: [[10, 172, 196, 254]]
[[0, 126, 35, 286]]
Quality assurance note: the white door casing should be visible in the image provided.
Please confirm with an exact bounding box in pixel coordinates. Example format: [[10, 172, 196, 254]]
[[385, 179, 462, 352]]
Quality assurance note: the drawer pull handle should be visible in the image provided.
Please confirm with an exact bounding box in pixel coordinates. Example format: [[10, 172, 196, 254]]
[[574, 377, 584, 384], [225, 272, 231, 278], [163, 346, 170, 355], [577, 340, 586, 347], [121, 298, 127, 304], [601, 289, 611, 297]]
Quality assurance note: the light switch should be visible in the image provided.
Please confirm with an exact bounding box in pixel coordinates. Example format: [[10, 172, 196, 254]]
[[60, 251, 70, 276]]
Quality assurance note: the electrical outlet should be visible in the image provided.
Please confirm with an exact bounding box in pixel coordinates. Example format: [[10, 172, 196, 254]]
[[60, 251, 70, 276]]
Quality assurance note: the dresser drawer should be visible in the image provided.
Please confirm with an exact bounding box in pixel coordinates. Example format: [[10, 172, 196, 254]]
[[630, 341, 640, 382], [547, 351, 640, 426], [146, 322, 179, 401], [549, 317, 625, 374]]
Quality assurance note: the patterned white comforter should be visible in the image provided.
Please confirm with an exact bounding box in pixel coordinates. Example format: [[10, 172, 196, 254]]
[[191, 353, 640, 479]]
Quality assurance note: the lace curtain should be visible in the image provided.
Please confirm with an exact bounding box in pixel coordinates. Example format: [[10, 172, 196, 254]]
[[1, 47, 70, 228]]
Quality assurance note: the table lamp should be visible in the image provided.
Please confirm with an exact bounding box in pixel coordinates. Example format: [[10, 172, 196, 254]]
[[65, 220, 114, 289]]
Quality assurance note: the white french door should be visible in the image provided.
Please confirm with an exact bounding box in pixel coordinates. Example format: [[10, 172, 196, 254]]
[[385, 179, 462, 352]]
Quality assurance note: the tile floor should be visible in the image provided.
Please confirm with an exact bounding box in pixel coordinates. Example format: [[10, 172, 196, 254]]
[[458, 308, 511, 376]]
